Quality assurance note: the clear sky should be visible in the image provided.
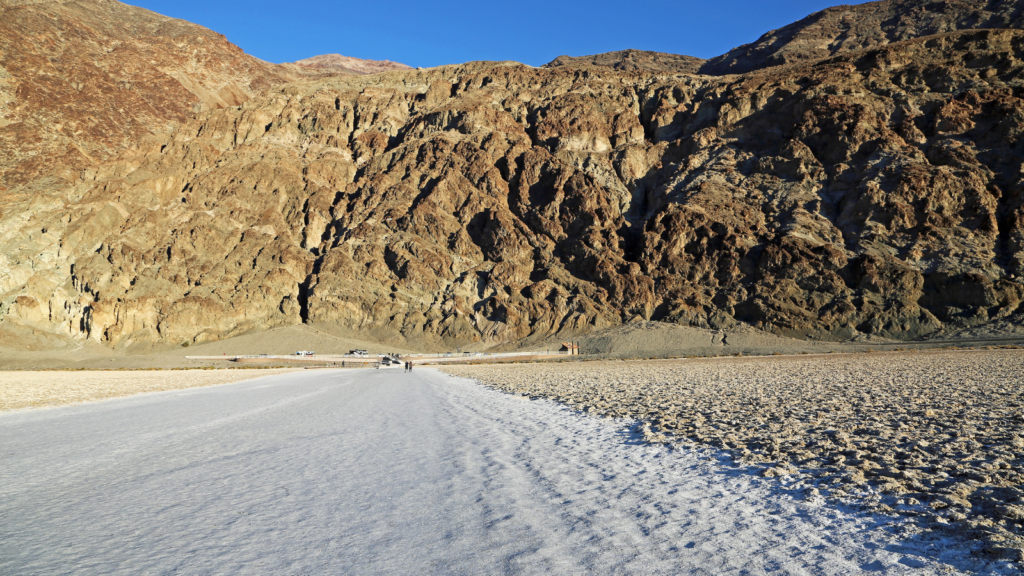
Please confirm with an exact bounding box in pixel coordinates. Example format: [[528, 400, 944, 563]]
[[125, 0, 869, 68]]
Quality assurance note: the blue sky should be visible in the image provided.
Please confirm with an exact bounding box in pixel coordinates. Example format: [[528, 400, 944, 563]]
[[126, 0, 868, 68]]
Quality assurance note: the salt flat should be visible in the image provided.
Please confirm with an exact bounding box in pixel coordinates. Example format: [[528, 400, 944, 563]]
[[442, 349, 1024, 556], [0, 368, 300, 411], [0, 368, 1002, 574]]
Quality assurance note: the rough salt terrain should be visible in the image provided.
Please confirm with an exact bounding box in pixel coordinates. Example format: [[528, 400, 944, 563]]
[[441, 350, 1024, 561], [1, 368, 1014, 574]]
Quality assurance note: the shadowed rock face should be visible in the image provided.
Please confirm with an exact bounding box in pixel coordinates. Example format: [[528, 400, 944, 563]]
[[701, 0, 1024, 76], [543, 50, 706, 74], [2, 1, 1024, 350]]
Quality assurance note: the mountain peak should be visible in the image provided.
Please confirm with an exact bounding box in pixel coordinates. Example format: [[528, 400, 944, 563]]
[[542, 49, 705, 74], [701, 0, 1024, 75], [291, 54, 412, 75]]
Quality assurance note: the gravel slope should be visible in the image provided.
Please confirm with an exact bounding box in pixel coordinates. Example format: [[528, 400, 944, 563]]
[[0, 367, 1006, 574]]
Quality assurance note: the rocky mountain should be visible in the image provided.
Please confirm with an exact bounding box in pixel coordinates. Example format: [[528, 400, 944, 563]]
[[292, 54, 412, 75], [701, 0, 1024, 75], [2, 0, 1024, 350], [0, 0, 344, 191], [543, 50, 705, 74]]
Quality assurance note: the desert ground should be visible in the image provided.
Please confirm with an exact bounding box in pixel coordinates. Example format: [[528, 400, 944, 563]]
[[0, 323, 418, 370], [3, 319, 1023, 371], [2, 367, 1016, 575], [0, 368, 300, 411], [442, 349, 1024, 562], [1, 322, 1021, 572]]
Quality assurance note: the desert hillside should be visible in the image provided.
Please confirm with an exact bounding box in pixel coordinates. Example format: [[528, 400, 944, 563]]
[[2, 0, 1024, 351], [543, 49, 706, 74], [0, 0, 405, 189], [292, 54, 413, 75], [0, 0, 304, 189], [700, 0, 1024, 75]]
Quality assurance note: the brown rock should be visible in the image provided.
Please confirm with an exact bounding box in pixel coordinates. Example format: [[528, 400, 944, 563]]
[[291, 54, 413, 75], [0, 0, 342, 190], [2, 2, 1024, 349], [701, 0, 1024, 75], [543, 50, 706, 74]]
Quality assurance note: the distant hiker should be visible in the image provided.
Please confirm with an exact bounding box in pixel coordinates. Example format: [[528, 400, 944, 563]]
[[408, 361, 413, 372]]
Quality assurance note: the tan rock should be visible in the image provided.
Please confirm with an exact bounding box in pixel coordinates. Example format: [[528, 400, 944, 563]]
[[2, 2, 1024, 349]]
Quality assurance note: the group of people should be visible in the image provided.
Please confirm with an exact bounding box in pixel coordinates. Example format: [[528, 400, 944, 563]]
[[404, 361, 414, 372]]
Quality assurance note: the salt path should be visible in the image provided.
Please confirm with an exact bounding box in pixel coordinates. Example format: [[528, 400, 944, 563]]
[[0, 368, 1008, 575]]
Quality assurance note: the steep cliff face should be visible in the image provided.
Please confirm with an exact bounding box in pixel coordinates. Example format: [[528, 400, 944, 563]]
[[701, 0, 1024, 75], [4, 27, 1024, 349]]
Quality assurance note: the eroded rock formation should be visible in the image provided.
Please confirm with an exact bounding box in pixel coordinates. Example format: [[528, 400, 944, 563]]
[[543, 49, 706, 74], [292, 54, 412, 75], [701, 0, 1024, 75], [0, 0, 398, 190], [2, 0, 1024, 349]]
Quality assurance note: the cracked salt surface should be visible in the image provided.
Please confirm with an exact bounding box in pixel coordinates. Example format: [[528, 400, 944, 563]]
[[0, 368, 1014, 574]]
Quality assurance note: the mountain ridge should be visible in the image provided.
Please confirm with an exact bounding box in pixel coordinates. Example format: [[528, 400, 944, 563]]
[[701, 0, 1024, 75], [0, 0, 331, 189], [291, 54, 413, 75], [2, 0, 1024, 351], [542, 50, 705, 74]]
